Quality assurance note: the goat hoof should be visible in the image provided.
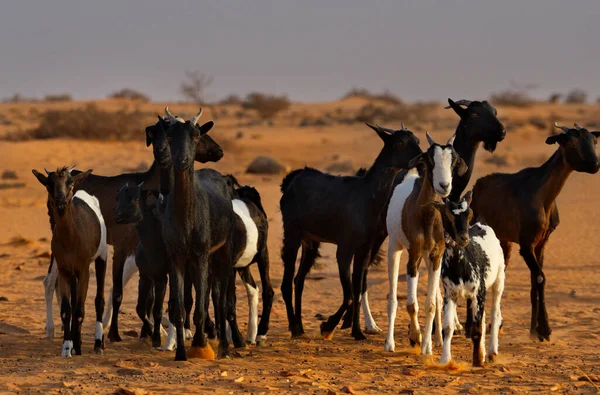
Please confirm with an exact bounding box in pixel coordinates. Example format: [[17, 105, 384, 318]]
[[94, 347, 104, 355], [108, 332, 122, 343], [384, 341, 395, 352], [184, 329, 194, 340], [187, 344, 214, 360], [487, 352, 497, 363], [321, 330, 335, 341], [353, 331, 367, 341], [245, 340, 256, 347], [364, 325, 382, 335], [218, 346, 231, 359], [256, 335, 267, 347], [174, 347, 188, 361], [472, 359, 484, 368]]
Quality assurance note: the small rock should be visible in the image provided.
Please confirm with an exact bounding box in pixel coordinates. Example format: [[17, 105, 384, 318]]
[[246, 156, 287, 175], [372, 375, 385, 382], [221, 371, 228, 377], [1, 170, 18, 180], [400, 390, 415, 395], [235, 131, 244, 139], [569, 290, 577, 298], [327, 390, 336, 395], [498, 366, 510, 373], [341, 385, 355, 394], [0, 297, 8, 302], [124, 329, 139, 338], [234, 377, 244, 383], [114, 388, 150, 395], [116, 368, 144, 376]]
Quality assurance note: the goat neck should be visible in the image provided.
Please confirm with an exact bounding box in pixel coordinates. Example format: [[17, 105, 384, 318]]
[[538, 149, 573, 209], [362, 150, 402, 206]]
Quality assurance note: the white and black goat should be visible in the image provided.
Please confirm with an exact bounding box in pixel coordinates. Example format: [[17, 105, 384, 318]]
[[429, 191, 505, 366]]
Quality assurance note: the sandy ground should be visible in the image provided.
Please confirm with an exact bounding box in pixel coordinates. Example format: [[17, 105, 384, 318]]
[[1, 101, 600, 394]]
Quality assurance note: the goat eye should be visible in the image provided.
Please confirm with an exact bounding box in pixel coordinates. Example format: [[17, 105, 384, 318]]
[[471, 113, 480, 118]]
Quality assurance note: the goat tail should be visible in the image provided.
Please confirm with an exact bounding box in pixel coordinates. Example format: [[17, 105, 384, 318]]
[[280, 169, 305, 193], [236, 185, 267, 218], [369, 247, 386, 267]]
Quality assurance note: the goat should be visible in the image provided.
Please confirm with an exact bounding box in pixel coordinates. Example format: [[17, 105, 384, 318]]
[[280, 123, 422, 341], [43, 115, 223, 341], [161, 109, 239, 361], [343, 99, 506, 333], [33, 167, 108, 357], [229, 182, 274, 345], [113, 182, 168, 348], [385, 132, 467, 354], [470, 123, 600, 342], [428, 191, 505, 366]]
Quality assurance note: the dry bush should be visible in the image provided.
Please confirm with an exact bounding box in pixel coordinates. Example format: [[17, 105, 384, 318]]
[[13, 103, 151, 141], [565, 89, 588, 104], [219, 94, 243, 105], [180, 71, 213, 104], [490, 90, 535, 107], [44, 93, 73, 102], [342, 88, 403, 105], [242, 92, 290, 120], [548, 93, 561, 104], [109, 88, 150, 102], [354, 102, 436, 125]]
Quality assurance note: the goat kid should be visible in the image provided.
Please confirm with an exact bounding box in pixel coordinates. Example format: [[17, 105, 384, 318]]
[[385, 132, 467, 355], [428, 191, 505, 366], [33, 167, 108, 357]]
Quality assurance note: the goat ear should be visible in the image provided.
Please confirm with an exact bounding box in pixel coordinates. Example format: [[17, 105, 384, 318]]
[[592, 131, 600, 138], [72, 169, 92, 187], [408, 153, 426, 169], [447, 98, 466, 118], [145, 125, 154, 147], [463, 190, 473, 205], [455, 156, 468, 176], [198, 121, 214, 136], [546, 133, 568, 145], [366, 123, 390, 142], [32, 169, 48, 186]]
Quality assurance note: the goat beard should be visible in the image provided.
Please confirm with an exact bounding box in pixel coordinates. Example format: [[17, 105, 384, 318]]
[[484, 140, 498, 153]]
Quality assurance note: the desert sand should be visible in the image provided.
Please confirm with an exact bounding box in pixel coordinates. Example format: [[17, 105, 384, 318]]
[[1, 99, 600, 394]]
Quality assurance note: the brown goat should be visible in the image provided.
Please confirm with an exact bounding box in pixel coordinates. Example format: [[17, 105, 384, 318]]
[[384, 133, 467, 354], [470, 123, 600, 341], [33, 167, 108, 357]]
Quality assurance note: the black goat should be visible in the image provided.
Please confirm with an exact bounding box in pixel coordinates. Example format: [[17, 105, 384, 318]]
[[161, 109, 238, 360], [280, 123, 422, 341], [471, 123, 600, 341]]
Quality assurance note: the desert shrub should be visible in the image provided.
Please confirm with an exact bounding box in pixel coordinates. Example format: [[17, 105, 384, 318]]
[[548, 93, 561, 104], [219, 94, 243, 105], [18, 103, 151, 141], [354, 104, 387, 123], [490, 90, 535, 107], [565, 89, 587, 104], [44, 93, 73, 102], [108, 88, 150, 102], [242, 92, 290, 120], [180, 71, 213, 104], [342, 88, 403, 105]]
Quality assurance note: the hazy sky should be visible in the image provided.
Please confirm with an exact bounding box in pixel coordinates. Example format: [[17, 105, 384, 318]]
[[1, 1, 599, 103]]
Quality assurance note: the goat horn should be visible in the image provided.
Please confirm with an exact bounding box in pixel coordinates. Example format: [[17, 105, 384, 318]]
[[44, 168, 51, 175], [400, 122, 407, 131], [138, 181, 144, 189], [377, 124, 396, 134], [67, 165, 76, 173], [444, 99, 472, 109], [190, 108, 203, 125], [447, 133, 456, 146], [554, 122, 570, 133], [426, 131, 437, 146], [574, 123, 584, 130]]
